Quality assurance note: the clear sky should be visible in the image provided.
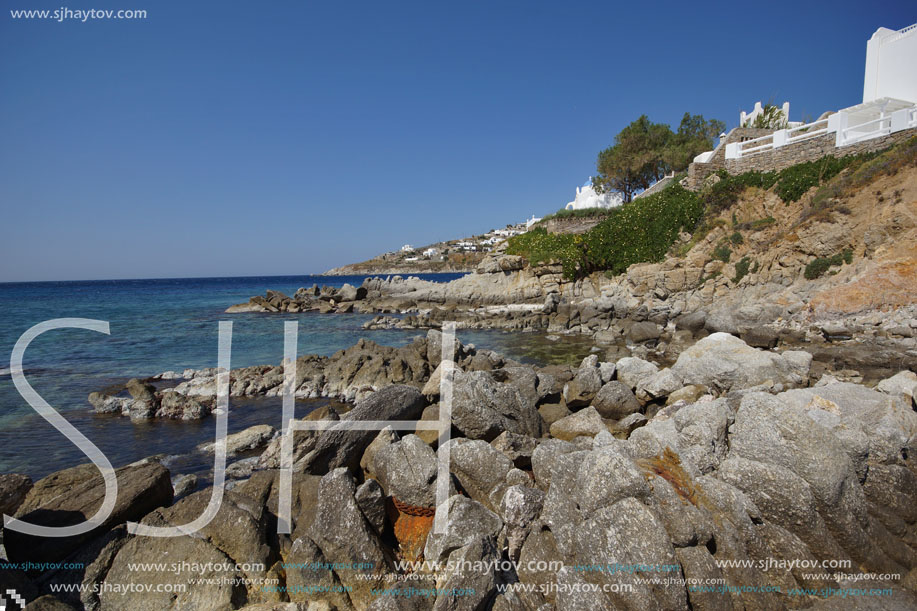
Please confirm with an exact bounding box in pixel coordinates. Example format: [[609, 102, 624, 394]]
[[0, 0, 913, 281]]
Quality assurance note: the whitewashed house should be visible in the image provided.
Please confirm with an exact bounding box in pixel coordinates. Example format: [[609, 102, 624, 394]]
[[725, 22, 917, 160], [565, 179, 624, 211]]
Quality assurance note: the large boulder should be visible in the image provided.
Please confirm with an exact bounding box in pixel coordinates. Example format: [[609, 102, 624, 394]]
[[447, 439, 514, 512], [614, 357, 659, 390], [322, 339, 429, 402], [301, 385, 426, 474], [0, 473, 32, 516], [726, 392, 901, 572], [549, 406, 606, 441], [100, 530, 245, 610], [591, 381, 641, 419], [308, 468, 390, 608], [373, 434, 438, 507], [5, 461, 173, 563], [777, 382, 917, 466], [424, 495, 502, 563], [876, 370, 917, 405], [198, 424, 276, 456], [451, 370, 542, 441], [671, 333, 810, 392], [561, 357, 602, 408]]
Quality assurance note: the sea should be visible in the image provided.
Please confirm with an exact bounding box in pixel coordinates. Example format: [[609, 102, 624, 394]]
[[0, 274, 595, 481]]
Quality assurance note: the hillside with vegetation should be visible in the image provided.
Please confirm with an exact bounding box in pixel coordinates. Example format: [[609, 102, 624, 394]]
[[506, 135, 917, 314]]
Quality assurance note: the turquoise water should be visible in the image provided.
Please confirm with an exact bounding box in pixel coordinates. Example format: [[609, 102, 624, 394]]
[[0, 274, 594, 479]]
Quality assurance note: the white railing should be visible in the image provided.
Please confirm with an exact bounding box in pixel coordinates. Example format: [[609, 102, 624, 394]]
[[836, 107, 917, 147], [726, 117, 830, 159], [726, 105, 917, 159], [838, 115, 892, 146], [785, 118, 830, 144]]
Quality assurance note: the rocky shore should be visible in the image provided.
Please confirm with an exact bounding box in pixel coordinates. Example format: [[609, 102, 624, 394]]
[[1, 326, 916, 609], [4, 145, 917, 610]]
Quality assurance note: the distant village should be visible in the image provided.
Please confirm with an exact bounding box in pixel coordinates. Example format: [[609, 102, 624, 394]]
[[391, 214, 542, 264]]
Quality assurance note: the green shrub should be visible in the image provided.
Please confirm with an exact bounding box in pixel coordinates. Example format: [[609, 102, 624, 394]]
[[730, 231, 744, 245], [703, 170, 777, 213], [540, 207, 615, 221], [507, 182, 704, 280], [774, 156, 853, 203], [804, 249, 853, 280], [712, 243, 732, 263], [732, 256, 752, 283]]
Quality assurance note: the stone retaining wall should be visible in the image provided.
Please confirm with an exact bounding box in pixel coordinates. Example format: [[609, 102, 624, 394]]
[[684, 127, 775, 190], [724, 127, 917, 174]]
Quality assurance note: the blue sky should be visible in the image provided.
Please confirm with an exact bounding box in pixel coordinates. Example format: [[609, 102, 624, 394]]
[[0, 0, 913, 281]]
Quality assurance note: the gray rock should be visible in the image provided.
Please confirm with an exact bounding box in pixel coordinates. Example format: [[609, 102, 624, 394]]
[[573, 498, 684, 610], [598, 361, 616, 384], [447, 438, 513, 511], [561, 367, 602, 408], [451, 370, 542, 441], [101, 531, 241, 610], [671, 333, 810, 392], [778, 382, 917, 465], [155, 390, 208, 420], [614, 357, 659, 390], [500, 485, 545, 529], [6, 461, 172, 564], [517, 528, 561, 602], [591, 381, 641, 419], [673, 398, 730, 474], [303, 385, 426, 474], [198, 424, 275, 456], [87, 392, 130, 415], [627, 321, 661, 343], [742, 326, 779, 349], [283, 536, 357, 610], [530, 439, 578, 490], [355, 479, 387, 535], [615, 412, 648, 434], [360, 426, 399, 477], [705, 310, 738, 335], [876, 370, 917, 404], [675, 310, 707, 332], [373, 434, 438, 507], [537, 403, 570, 427], [490, 431, 538, 469], [549, 406, 606, 441], [554, 566, 614, 610], [308, 468, 389, 607], [432, 536, 501, 611], [574, 445, 649, 517], [171, 473, 197, 498], [0, 473, 32, 516], [424, 496, 502, 563], [635, 367, 683, 402]]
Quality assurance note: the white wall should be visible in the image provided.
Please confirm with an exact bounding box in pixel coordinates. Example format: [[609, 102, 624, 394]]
[[864, 24, 917, 104]]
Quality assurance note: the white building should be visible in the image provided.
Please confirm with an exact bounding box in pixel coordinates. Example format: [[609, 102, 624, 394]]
[[726, 22, 917, 161], [400, 244, 414, 253], [525, 215, 542, 228], [565, 179, 624, 211], [864, 24, 917, 104], [422, 248, 438, 257]]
